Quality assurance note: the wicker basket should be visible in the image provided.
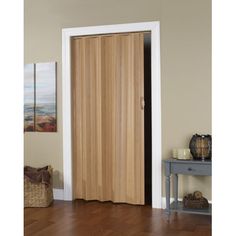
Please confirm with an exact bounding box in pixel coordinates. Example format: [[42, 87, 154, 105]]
[[24, 166, 53, 207], [183, 196, 209, 209]]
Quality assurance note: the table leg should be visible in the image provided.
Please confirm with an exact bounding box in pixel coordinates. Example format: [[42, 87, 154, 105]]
[[165, 174, 171, 215], [173, 174, 178, 208]]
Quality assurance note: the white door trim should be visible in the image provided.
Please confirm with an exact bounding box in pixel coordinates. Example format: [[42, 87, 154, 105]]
[[62, 21, 162, 208]]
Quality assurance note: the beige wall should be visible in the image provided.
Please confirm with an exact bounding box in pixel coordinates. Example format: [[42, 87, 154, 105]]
[[24, 0, 211, 198]]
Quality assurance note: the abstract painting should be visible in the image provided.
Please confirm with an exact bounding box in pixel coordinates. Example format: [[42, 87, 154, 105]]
[[24, 64, 35, 131], [24, 62, 57, 132], [35, 62, 57, 132]]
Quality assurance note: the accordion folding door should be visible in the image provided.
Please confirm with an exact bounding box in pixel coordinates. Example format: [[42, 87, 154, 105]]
[[71, 32, 145, 205]]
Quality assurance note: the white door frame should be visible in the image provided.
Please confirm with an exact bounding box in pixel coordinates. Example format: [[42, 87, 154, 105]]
[[62, 21, 162, 208]]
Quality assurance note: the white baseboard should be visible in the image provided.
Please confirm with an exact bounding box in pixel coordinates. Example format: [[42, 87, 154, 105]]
[[161, 197, 212, 209], [161, 197, 181, 209], [52, 190, 212, 208], [53, 188, 64, 200]]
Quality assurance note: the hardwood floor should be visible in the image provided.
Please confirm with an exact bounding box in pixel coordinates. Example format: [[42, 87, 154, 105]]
[[24, 200, 211, 236]]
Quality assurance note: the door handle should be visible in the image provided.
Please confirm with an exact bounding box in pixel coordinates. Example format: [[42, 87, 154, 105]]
[[140, 97, 145, 110]]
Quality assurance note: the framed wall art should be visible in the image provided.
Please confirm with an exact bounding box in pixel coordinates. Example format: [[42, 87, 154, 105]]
[[24, 62, 57, 132], [24, 63, 35, 132]]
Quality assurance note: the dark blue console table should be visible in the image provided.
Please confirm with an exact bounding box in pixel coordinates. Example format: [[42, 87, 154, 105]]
[[163, 159, 212, 215]]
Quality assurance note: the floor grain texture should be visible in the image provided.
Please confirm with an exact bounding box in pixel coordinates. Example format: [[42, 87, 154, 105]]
[[24, 200, 211, 236]]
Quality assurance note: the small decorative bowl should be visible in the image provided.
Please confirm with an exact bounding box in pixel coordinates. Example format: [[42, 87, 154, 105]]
[[172, 148, 191, 160]]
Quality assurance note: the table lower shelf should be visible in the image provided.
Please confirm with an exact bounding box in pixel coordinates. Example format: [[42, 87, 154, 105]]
[[169, 201, 212, 215]]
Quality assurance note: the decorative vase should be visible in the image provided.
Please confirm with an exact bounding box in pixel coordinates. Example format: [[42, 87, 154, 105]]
[[189, 134, 212, 160]]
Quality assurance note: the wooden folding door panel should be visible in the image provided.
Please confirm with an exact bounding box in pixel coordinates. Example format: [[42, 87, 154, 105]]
[[72, 36, 102, 201], [72, 33, 144, 205]]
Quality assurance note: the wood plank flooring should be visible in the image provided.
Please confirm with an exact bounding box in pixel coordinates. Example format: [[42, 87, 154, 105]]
[[24, 200, 211, 236]]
